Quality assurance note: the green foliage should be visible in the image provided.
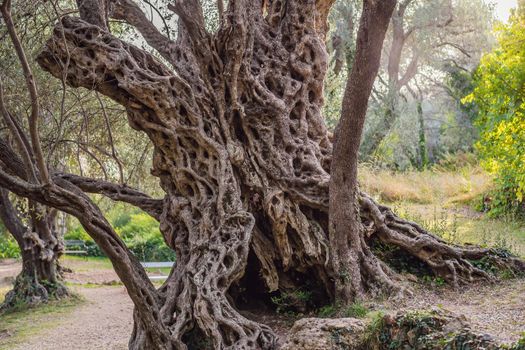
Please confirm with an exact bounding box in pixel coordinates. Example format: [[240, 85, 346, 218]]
[[271, 289, 313, 315], [65, 209, 175, 262], [465, 14, 525, 216], [318, 304, 338, 318], [317, 302, 368, 319], [343, 302, 368, 318], [0, 234, 20, 259]]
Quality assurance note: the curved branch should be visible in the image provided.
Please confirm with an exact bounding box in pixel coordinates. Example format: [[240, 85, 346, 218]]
[[0, 188, 26, 245], [0, 137, 162, 219], [167, 0, 206, 42], [398, 52, 419, 88], [0, 166, 171, 348], [55, 173, 163, 220], [111, 0, 177, 64], [1, 0, 49, 184]]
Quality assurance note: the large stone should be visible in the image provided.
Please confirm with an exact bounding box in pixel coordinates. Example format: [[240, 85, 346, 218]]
[[281, 317, 366, 350]]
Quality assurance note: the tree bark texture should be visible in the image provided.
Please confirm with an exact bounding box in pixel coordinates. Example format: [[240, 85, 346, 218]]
[[0, 0, 519, 349], [0, 189, 67, 309], [329, 0, 398, 303]]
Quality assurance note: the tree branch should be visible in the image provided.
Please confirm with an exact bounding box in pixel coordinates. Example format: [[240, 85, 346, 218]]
[[397, 51, 419, 88], [167, 0, 206, 42], [0, 166, 171, 348], [0, 188, 26, 245], [76, 0, 108, 29], [111, 0, 177, 65], [1, 0, 50, 184], [55, 173, 163, 220]]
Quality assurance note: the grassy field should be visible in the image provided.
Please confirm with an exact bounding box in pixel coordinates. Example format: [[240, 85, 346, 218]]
[[359, 166, 525, 256], [60, 255, 114, 270]]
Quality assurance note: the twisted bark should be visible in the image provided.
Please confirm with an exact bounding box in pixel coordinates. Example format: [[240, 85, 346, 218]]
[[0, 189, 68, 310], [0, 0, 519, 348]]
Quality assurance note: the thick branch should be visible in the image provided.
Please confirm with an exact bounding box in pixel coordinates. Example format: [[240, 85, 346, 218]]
[[1, 0, 49, 183], [397, 51, 419, 88], [111, 0, 178, 65], [168, 0, 206, 43], [0, 188, 26, 245], [0, 137, 28, 180], [76, 0, 108, 29], [0, 167, 171, 348], [55, 173, 163, 220]]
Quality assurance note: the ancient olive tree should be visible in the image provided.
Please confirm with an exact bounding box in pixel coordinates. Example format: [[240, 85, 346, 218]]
[[0, 187, 67, 309], [0, 1, 70, 308], [0, 0, 523, 348]]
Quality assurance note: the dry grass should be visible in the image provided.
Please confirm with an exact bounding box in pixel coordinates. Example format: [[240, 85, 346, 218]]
[[0, 287, 9, 302], [358, 166, 493, 205], [358, 165, 525, 257]]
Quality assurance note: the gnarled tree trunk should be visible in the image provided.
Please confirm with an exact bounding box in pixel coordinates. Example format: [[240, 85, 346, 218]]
[[0, 0, 518, 349], [0, 189, 67, 310]]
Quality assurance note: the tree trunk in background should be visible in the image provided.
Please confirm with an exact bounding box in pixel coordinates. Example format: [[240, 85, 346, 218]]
[[329, 0, 397, 302], [0, 189, 67, 310], [416, 99, 429, 169], [359, 0, 419, 159]]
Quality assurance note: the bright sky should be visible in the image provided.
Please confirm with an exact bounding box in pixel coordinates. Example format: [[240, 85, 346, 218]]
[[492, 0, 518, 22]]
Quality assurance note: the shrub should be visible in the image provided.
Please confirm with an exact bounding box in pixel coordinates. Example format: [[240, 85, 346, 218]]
[[465, 15, 525, 216], [65, 211, 176, 262], [0, 234, 20, 259], [343, 302, 368, 318]]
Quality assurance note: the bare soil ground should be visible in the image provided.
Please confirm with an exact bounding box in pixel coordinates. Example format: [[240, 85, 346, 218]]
[[0, 259, 20, 289], [0, 258, 132, 350], [1, 258, 524, 348], [11, 286, 133, 350]]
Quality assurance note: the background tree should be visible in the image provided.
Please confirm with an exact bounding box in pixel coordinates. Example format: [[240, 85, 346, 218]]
[[465, 3, 525, 216], [0, 0, 70, 308], [0, 0, 155, 309], [323, 0, 493, 167], [0, 0, 522, 348]]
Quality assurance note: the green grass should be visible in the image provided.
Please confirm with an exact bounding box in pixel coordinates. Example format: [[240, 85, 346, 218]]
[[343, 302, 368, 318], [317, 302, 369, 319], [64, 281, 123, 288], [61, 255, 113, 271], [0, 296, 83, 349], [61, 256, 172, 275]]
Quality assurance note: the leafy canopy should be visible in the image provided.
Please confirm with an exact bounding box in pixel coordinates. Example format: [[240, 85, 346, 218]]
[[465, 12, 525, 215]]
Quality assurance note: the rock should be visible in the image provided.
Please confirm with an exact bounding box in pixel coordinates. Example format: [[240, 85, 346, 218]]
[[405, 273, 418, 282], [281, 317, 366, 350], [442, 316, 468, 334]]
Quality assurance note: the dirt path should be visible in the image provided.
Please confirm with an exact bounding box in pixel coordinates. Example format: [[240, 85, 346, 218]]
[[13, 286, 133, 350], [0, 259, 20, 288], [1, 258, 524, 347]]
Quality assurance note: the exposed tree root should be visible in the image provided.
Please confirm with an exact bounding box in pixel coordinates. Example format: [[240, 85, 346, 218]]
[[24, 1, 525, 348], [0, 273, 68, 312], [360, 194, 525, 287]]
